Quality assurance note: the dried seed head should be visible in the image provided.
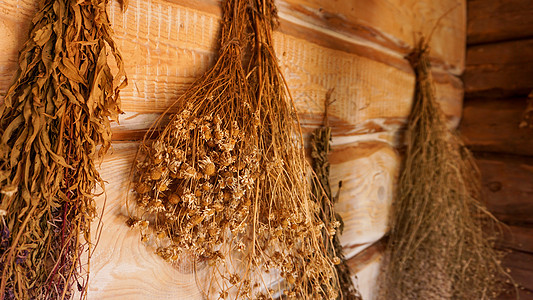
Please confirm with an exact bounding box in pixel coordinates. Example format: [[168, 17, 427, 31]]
[[233, 189, 244, 199], [327, 227, 336, 236], [150, 167, 164, 180], [213, 202, 224, 212], [168, 194, 180, 205], [191, 215, 204, 226], [214, 131, 224, 141], [200, 124, 212, 140], [135, 182, 151, 194], [157, 231, 167, 240], [287, 274, 296, 285], [202, 182, 212, 191], [158, 180, 170, 192], [141, 234, 149, 243], [203, 162, 216, 176]]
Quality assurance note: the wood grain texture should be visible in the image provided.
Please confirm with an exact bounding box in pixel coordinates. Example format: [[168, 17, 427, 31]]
[[460, 98, 533, 156], [464, 39, 533, 98], [346, 238, 386, 274], [277, 0, 466, 75], [502, 250, 533, 292], [497, 225, 533, 254], [109, 66, 463, 141], [353, 255, 383, 300], [0, 0, 464, 137], [467, 0, 533, 45], [103, 0, 467, 73], [497, 288, 533, 300], [475, 153, 533, 225], [330, 141, 399, 258]]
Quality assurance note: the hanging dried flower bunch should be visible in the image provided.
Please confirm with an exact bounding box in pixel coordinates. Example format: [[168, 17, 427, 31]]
[[381, 39, 508, 299], [129, 0, 338, 298], [0, 0, 126, 299], [130, 0, 256, 258], [309, 92, 362, 300]]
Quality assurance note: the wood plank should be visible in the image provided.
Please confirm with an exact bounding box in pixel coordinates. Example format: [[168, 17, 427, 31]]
[[522, 95, 533, 128], [277, 0, 466, 75], [353, 255, 383, 300], [109, 67, 463, 142], [346, 238, 386, 274], [330, 141, 398, 258], [0, 0, 463, 297], [100, 0, 467, 74], [475, 153, 533, 225], [502, 250, 533, 292], [467, 0, 533, 45], [497, 225, 533, 254], [460, 98, 533, 156], [497, 287, 533, 300], [0, 0, 464, 137], [464, 39, 533, 98]]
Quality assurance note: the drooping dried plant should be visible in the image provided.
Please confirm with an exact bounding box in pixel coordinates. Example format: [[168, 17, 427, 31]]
[[128, 0, 260, 296], [381, 40, 508, 300], [246, 0, 338, 298], [0, 0, 126, 299], [129, 0, 338, 298], [309, 92, 362, 300]]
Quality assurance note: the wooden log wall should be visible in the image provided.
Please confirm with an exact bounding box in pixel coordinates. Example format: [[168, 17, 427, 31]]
[[461, 0, 533, 299], [0, 0, 466, 298]]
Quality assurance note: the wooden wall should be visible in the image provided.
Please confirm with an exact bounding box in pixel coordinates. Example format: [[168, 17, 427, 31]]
[[0, 0, 466, 298], [461, 0, 533, 299]]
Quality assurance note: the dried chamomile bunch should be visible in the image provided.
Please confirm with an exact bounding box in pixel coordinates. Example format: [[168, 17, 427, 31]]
[[131, 107, 260, 261]]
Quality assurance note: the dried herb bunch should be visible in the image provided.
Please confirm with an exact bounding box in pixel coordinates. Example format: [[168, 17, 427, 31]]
[[244, 0, 339, 298], [381, 40, 507, 299], [0, 0, 126, 299], [130, 0, 338, 298], [310, 94, 361, 300], [129, 0, 261, 297]]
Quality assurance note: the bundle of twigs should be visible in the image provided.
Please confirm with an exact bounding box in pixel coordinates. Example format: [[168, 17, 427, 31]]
[[310, 92, 362, 300], [0, 0, 126, 299], [381, 40, 507, 299], [130, 0, 338, 298]]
